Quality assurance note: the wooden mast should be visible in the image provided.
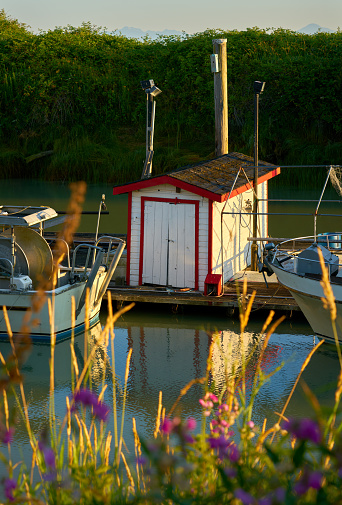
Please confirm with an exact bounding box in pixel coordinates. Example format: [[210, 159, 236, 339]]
[[212, 39, 228, 156]]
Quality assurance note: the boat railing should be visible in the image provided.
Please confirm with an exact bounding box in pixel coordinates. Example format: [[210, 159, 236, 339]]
[[248, 234, 342, 252], [0, 258, 14, 284], [269, 234, 342, 252], [70, 243, 104, 282], [269, 237, 341, 277], [283, 254, 337, 277], [45, 238, 71, 268], [94, 237, 126, 305], [95, 235, 126, 265]]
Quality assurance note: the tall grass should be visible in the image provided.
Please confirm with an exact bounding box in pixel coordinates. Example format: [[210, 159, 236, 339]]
[[0, 185, 342, 502], [0, 275, 342, 503]]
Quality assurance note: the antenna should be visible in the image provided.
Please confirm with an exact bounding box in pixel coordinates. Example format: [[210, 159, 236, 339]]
[[140, 80, 162, 179]]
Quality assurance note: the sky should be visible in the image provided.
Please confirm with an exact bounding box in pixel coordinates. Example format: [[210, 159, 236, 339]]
[[1, 0, 341, 34]]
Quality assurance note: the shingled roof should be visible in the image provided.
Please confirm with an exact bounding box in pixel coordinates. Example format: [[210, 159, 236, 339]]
[[113, 152, 280, 203]]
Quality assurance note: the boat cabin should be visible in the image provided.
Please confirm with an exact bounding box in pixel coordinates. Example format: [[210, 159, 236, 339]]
[[113, 152, 280, 293]]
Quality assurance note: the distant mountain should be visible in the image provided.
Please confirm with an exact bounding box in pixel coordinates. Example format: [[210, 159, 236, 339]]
[[298, 23, 334, 34], [117, 26, 183, 39]]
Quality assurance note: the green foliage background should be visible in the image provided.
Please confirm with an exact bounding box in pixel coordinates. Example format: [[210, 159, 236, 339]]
[[0, 10, 341, 185]]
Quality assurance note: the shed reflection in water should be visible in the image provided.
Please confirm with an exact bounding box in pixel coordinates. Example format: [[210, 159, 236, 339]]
[[0, 306, 340, 466]]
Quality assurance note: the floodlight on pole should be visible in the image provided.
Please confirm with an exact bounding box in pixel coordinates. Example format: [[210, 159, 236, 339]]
[[251, 80, 266, 271], [140, 80, 162, 179]]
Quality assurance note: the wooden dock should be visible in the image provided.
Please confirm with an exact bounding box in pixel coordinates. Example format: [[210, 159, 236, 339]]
[[105, 270, 299, 314], [44, 232, 299, 314]]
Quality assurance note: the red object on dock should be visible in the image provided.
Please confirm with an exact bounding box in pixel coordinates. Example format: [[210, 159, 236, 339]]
[[204, 274, 222, 296]]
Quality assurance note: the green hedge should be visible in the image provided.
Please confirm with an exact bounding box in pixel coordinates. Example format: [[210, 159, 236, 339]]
[[0, 11, 341, 183]]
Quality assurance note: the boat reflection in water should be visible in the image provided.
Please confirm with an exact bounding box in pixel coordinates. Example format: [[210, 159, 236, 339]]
[[0, 307, 341, 467]]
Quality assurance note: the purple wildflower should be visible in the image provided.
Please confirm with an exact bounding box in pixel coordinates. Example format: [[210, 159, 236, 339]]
[[258, 487, 285, 505], [307, 471, 322, 490], [294, 479, 309, 496], [161, 418, 173, 434], [258, 497, 272, 505], [72, 388, 110, 422], [44, 448, 56, 470], [199, 398, 214, 409], [199, 392, 219, 415], [74, 388, 98, 407], [283, 418, 321, 444], [185, 417, 196, 431], [160, 416, 196, 443], [137, 455, 148, 466], [208, 434, 228, 449], [235, 488, 254, 505], [274, 487, 286, 502], [208, 393, 219, 403], [294, 469, 322, 495], [4, 478, 16, 502], [227, 442, 240, 463], [208, 434, 239, 462], [146, 442, 159, 453], [184, 434, 195, 444], [172, 416, 181, 428], [43, 472, 56, 483], [1, 428, 15, 444], [224, 467, 237, 478], [92, 401, 110, 422]]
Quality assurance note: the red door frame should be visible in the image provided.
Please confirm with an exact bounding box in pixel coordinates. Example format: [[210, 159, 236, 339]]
[[126, 192, 133, 285], [139, 196, 199, 290]]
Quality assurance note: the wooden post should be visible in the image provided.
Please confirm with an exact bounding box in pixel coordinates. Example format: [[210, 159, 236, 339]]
[[212, 39, 228, 156], [251, 91, 260, 271]]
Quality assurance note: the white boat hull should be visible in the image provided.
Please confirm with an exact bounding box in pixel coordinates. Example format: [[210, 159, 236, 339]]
[[271, 263, 342, 343], [0, 270, 107, 342]]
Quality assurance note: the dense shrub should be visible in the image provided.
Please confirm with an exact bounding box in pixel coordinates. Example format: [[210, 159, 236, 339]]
[[0, 10, 341, 183]]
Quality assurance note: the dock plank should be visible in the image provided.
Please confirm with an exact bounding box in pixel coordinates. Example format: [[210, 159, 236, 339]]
[[105, 275, 299, 312]]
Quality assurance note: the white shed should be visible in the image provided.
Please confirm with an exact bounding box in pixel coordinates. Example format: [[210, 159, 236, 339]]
[[113, 152, 280, 293]]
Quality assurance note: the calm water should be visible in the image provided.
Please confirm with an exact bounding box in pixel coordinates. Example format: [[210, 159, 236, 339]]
[[0, 179, 341, 473], [0, 179, 128, 235], [0, 307, 339, 472], [268, 182, 342, 238]]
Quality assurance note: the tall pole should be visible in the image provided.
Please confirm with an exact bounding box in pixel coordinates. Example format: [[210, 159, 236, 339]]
[[140, 79, 161, 179], [212, 39, 228, 156], [142, 93, 155, 179], [251, 81, 265, 271]]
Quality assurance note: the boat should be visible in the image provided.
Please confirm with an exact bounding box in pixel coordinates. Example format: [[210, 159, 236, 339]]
[[263, 237, 342, 343], [263, 165, 342, 343], [0, 205, 125, 342]]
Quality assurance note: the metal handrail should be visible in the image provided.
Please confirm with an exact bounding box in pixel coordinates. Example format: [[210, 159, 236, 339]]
[[270, 234, 340, 250], [95, 235, 126, 265], [269, 235, 342, 276], [0, 257, 14, 284], [45, 238, 71, 268], [259, 199, 342, 203], [271, 251, 337, 278], [71, 244, 104, 281]]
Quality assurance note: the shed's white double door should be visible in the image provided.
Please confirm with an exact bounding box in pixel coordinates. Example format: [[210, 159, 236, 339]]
[[142, 201, 196, 288]]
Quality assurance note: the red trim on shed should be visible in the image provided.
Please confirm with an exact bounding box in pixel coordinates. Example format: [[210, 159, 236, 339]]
[[138, 196, 199, 290], [208, 201, 213, 275], [265, 180, 269, 237], [194, 202, 199, 290], [113, 168, 280, 203], [138, 196, 145, 286], [113, 175, 217, 201], [126, 192, 132, 286], [224, 168, 280, 201]]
